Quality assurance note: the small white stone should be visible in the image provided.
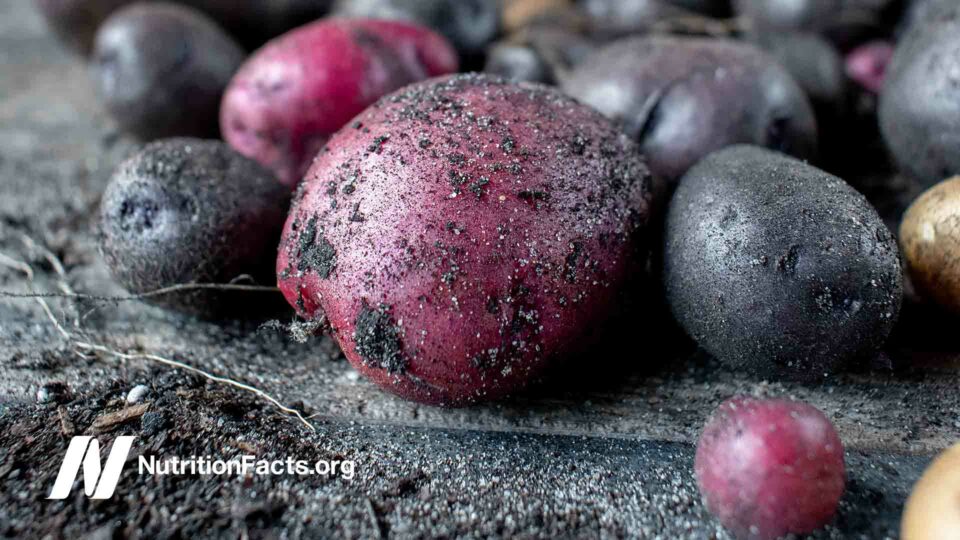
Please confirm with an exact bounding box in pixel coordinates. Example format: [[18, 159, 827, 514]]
[[126, 384, 149, 404]]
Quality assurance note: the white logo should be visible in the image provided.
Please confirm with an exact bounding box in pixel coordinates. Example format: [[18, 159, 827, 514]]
[[47, 436, 135, 500]]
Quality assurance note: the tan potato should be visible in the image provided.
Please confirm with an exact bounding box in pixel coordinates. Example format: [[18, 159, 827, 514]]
[[502, 0, 571, 31], [901, 442, 960, 540], [900, 176, 960, 313]]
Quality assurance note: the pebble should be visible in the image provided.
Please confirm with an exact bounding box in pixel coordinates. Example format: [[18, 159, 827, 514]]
[[126, 384, 149, 404]]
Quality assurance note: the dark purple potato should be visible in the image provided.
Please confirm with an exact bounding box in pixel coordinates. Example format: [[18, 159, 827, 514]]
[[35, 0, 134, 56], [879, 19, 960, 186], [900, 0, 960, 35], [753, 32, 846, 110], [664, 145, 902, 379], [98, 138, 289, 319], [562, 36, 817, 185], [734, 0, 839, 32], [580, 0, 695, 37], [181, 0, 332, 50], [484, 27, 595, 84], [91, 2, 245, 141], [485, 43, 554, 84], [331, 0, 500, 56]]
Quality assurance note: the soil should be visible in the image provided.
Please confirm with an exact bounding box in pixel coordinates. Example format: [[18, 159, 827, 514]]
[[0, 2, 958, 538]]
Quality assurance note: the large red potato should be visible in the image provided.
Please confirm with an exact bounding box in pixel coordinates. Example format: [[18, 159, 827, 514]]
[[277, 74, 655, 405], [220, 18, 458, 188]]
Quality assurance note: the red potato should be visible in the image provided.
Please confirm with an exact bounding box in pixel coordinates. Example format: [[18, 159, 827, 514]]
[[220, 18, 458, 188], [695, 397, 846, 539], [276, 73, 655, 406]]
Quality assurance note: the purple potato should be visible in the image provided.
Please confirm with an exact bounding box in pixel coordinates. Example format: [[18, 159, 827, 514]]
[[562, 36, 817, 184]]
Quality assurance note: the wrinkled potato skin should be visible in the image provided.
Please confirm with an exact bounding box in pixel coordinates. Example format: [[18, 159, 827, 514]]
[[91, 3, 245, 141], [899, 177, 960, 314], [563, 36, 817, 185], [98, 138, 289, 319], [220, 18, 458, 188], [901, 442, 960, 540], [276, 74, 654, 406]]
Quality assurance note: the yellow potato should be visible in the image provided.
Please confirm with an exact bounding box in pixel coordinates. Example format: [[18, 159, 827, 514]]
[[901, 442, 960, 540], [900, 176, 960, 313], [502, 0, 571, 31]]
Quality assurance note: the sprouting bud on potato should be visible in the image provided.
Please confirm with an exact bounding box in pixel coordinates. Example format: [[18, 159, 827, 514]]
[[220, 17, 458, 188], [664, 146, 902, 379], [276, 73, 654, 406], [91, 2, 245, 141], [901, 441, 960, 540], [562, 36, 817, 186], [696, 396, 846, 540], [98, 138, 289, 319], [899, 177, 960, 314]]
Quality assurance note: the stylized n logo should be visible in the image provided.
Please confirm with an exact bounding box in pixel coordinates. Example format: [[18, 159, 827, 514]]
[[47, 436, 135, 499]]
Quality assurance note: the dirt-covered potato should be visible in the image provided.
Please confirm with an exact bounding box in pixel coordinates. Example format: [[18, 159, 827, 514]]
[[36, 0, 135, 56], [91, 2, 245, 141], [98, 138, 289, 319], [696, 396, 845, 540], [220, 18, 457, 188], [901, 442, 960, 540], [664, 145, 902, 378], [879, 18, 960, 186], [276, 73, 654, 406], [899, 177, 960, 314], [562, 36, 817, 185], [331, 0, 500, 57]]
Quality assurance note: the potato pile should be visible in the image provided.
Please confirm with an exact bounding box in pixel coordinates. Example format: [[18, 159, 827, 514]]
[[32, 0, 960, 537]]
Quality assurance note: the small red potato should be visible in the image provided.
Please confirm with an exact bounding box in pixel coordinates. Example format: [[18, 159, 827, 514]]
[[276, 74, 654, 406], [695, 396, 846, 540], [220, 18, 458, 188]]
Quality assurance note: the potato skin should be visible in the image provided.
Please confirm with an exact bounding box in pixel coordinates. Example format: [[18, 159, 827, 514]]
[[98, 138, 289, 319], [901, 442, 960, 540], [91, 2, 245, 141], [562, 36, 817, 185], [695, 396, 845, 540], [879, 19, 960, 186], [664, 145, 902, 378], [220, 18, 458, 188], [900, 177, 960, 314], [276, 74, 654, 406]]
